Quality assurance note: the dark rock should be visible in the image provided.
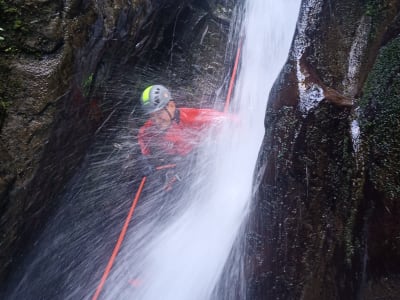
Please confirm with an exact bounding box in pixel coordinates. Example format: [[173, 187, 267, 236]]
[[0, 0, 235, 289], [250, 0, 400, 299]]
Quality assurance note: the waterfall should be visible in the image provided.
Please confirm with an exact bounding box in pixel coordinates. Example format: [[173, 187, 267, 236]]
[[102, 1, 301, 299]]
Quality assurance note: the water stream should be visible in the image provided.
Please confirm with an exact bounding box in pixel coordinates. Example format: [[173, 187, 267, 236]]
[[102, 1, 300, 299]]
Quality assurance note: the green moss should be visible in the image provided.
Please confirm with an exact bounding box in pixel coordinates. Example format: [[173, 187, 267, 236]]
[[0, 0, 46, 128], [82, 73, 94, 97], [0, 1, 23, 127], [365, 0, 389, 17], [13, 19, 22, 30], [0, 62, 20, 130], [0, 0, 38, 54], [359, 36, 400, 200], [0, 0, 21, 52], [0, 100, 9, 128], [363, 0, 392, 40]]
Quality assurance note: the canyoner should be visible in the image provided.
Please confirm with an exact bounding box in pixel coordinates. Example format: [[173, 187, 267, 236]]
[[137, 84, 231, 190], [91, 43, 242, 300]]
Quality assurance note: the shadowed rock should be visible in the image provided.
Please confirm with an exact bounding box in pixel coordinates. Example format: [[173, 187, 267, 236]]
[[0, 0, 235, 287], [249, 0, 400, 299]]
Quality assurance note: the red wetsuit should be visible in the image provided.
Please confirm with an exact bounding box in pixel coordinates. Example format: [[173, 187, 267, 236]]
[[138, 108, 228, 156]]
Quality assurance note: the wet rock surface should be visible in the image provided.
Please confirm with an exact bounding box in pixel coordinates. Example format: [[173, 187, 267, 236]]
[[0, 0, 235, 285], [250, 0, 400, 299]]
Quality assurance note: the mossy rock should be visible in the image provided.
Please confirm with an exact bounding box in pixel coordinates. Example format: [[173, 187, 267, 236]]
[[360, 35, 400, 200]]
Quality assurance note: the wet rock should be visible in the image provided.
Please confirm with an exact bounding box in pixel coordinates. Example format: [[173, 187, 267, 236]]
[[250, 0, 400, 299], [0, 0, 235, 287], [358, 35, 400, 299]]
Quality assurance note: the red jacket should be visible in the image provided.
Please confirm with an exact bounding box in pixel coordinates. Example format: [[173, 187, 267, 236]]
[[138, 108, 228, 156]]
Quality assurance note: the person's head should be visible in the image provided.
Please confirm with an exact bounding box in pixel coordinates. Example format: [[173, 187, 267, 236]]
[[140, 85, 176, 131]]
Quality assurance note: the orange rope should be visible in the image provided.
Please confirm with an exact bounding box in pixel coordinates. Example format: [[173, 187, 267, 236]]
[[156, 164, 176, 170], [92, 39, 242, 298], [92, 176, 147, 300], [224, 41, 242, 113]]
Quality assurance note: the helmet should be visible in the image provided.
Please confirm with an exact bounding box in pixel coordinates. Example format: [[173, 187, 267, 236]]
[[140, 85, 172, 114]]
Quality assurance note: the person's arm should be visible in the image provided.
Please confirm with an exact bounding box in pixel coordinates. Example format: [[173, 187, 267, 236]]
[[186, 108, 238, 129], [181, 108, 228, 130]]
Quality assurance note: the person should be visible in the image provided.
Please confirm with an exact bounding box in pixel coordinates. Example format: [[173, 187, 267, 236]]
[[138, 84, 230, 161]]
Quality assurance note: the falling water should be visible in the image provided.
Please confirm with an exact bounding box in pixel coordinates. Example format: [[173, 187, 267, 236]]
[[101, 1, 301, 299]]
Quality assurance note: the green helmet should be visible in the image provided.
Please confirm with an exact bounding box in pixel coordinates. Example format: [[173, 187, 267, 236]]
[[140, 85, 172, 114]]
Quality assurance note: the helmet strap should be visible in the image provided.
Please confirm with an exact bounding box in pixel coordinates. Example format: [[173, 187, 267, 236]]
[[163, 107, 174, 123], [173, 108, 180, 124]]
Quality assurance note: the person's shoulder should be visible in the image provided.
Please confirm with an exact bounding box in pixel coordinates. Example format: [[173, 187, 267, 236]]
[[139, 119, 154, 133], [141, 119, 153, 127], [179, 107, 221, 115], [179, 107, 198, 113], [178, 107, 205, 120]]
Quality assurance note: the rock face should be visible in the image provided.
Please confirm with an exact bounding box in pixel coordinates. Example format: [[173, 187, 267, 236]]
[[250, 0, 400, 299], [0, 0, 234, 284]]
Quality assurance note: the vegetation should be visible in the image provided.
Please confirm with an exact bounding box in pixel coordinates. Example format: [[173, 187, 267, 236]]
[[0, 63, 20, 130], [365, 0, 390, 17], [82, 73, 94, 97], [364, 0, 392, 41], [359, 37, 400, 200], [0, 0, 33, 129], [0, 0, 30, 54]]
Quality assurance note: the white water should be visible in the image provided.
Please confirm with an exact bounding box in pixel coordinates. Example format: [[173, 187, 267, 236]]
[[293, 0, 324, 116], [100, 1, 301, 299]]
